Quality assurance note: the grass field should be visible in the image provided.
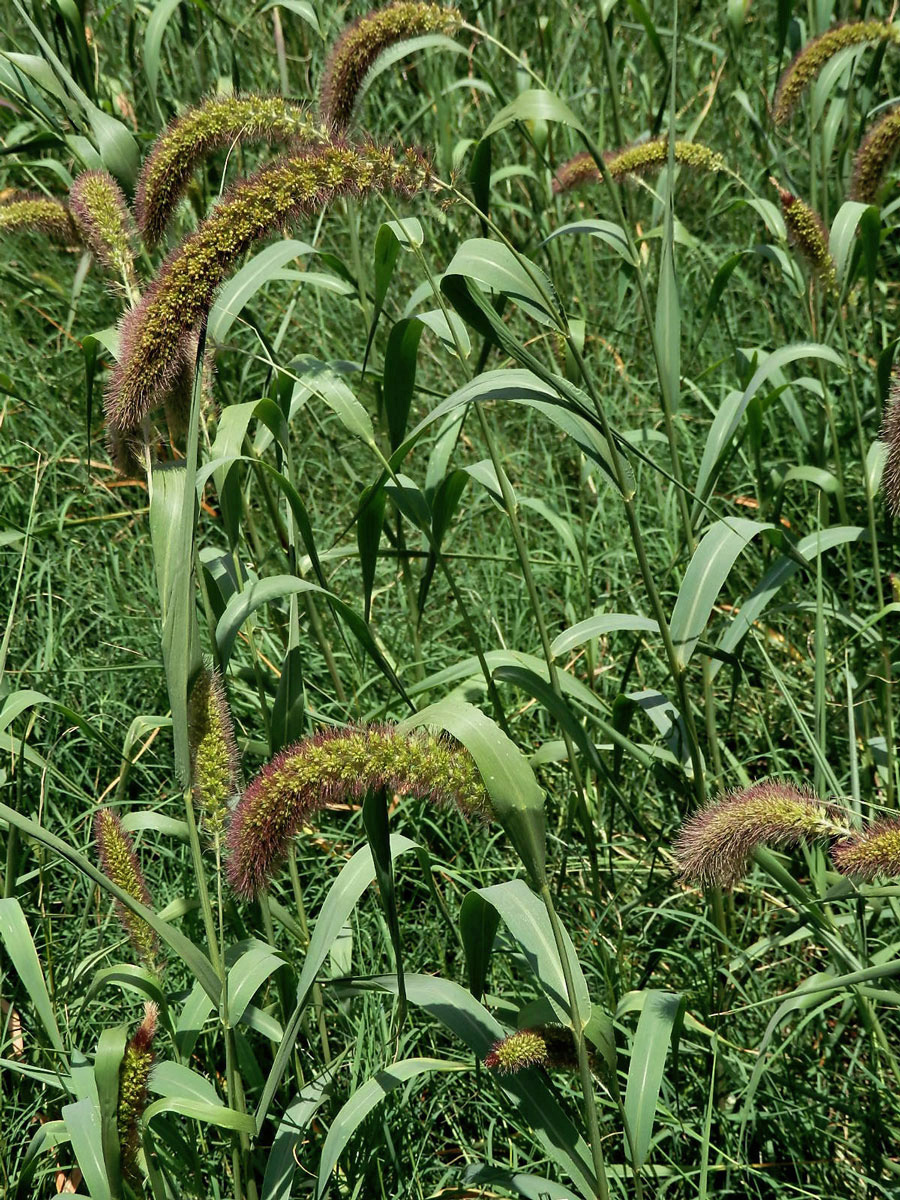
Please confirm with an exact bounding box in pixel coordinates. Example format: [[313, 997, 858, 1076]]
[[2, 1, 900, 1197]]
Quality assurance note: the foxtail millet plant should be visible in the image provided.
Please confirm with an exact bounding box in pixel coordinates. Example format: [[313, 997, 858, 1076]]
[[484, 1026, 579, 1074], [772, 180, 838, 292], [831, 820, 900, 880], [773, 21, 900, 125], [552, 140, 726, 194], [94, 808, 161, 970], [105, 142, 431, 433], [69, 170, 139, 293], [117, 1002, 158, 1181], [188, 666, 240, 837], [134, 94, 324, 247], [850, 106, 900, 202], [319, 1, 462, 133], [675, 781, 850, 888], [0, 192, 77, 243], [226, 723, 489, 898]]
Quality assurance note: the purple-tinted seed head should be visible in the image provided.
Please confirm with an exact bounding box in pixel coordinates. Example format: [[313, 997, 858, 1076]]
[[851, 107, 900, 203], [105, 142, 431, 432], [135, 94, 323, 247], [320, 2, 463, 134], [881, 369, 900, 517], [226, 723, 490, 898], [675, 780, 850, 889]]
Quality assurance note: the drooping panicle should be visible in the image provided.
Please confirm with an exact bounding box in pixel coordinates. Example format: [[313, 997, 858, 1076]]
[[106, 142, 431, 433], [675, 781, 849, 888], [94, 808, 160, 969], [135, 94, 323, 246], [484, 1025, 579, 1074], [320, 1, 462, 133], [227, 723, 490, 898], [0, 192, 77, 244], [832, 820, 900, 880], [851, 107, 900, 202], [773, 181, 837, 291], [117, 1002, 157, 1178], [552, 140, 726, 194], [69, 170, 139, 290], [880, 369, 900, 516], [188, 666, 240, 836], [773, 21, 900, 125]]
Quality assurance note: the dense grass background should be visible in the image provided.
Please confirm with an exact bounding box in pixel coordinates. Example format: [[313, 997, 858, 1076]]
[[2, 0, 900, 1197]]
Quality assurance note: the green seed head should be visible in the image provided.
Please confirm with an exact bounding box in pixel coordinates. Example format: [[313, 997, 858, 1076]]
[[94, 808, 161, 970], [117, 1002, 157, 1178], [552, 141, 726, 193], [188, 667, 240, 837], [227, 723, 490, 897], [773, 181, 838, 293], [484, 1029, 548, 1073], [0, 192, 77, 244], [69, 170, 139, 290], [832, 820, 900, 881]]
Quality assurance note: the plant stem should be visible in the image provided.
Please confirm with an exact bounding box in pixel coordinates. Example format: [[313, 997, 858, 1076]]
[[539, 882, 609, 1200]]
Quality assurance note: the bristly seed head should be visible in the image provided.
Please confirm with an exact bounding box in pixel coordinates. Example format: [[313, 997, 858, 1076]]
[[226, 723, 490, 898], [484, 1024, 580, 1073], [851, 107, 900, 203], [320, 2, 463, 134], [773, 21, 900, 125], [772, 180, 838, 292], [484, 1029, 548, 1073], [106, 142, 431, 433], [0, 192, 78, 244], [675, 780, 850, 889], [831, 819, 900, 881], [69, 170, 139, 290], [117, 1002, 157, 1178], [880, 369, 900, 517], [135, 94, 324, 247], [94, 809, 161, 970], [188, 666, 240, 837], [552, 140, 726, 194]]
